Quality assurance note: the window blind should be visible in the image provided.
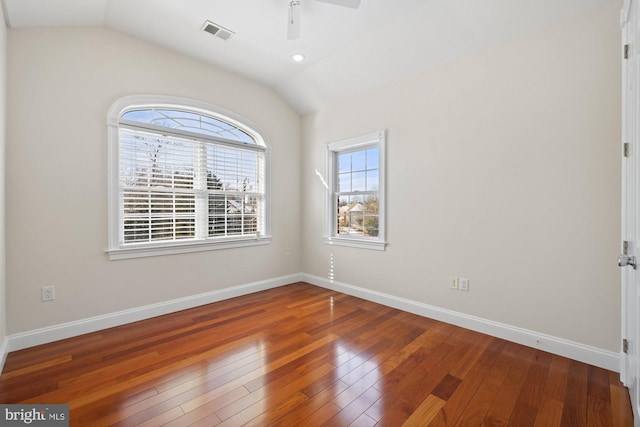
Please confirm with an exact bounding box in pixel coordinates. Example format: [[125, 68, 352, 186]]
[[119, 128, 264, 245]]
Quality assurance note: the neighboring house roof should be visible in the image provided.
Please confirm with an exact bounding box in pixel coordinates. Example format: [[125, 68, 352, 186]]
[[349, 202, 363, 212], [339, 202, 363, 213], [227, 199, 254, 214]]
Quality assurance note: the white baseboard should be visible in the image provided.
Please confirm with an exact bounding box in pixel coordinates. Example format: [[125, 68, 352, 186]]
[[4, 273, 303, 356], [0, 336, 8, 374], [1, 272, 619, 374], [301, 273, 620, 372]]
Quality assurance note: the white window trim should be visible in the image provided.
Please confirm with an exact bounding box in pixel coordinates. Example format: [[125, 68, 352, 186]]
[[323, 130, 387, 251], [106, 95, 271, 260]]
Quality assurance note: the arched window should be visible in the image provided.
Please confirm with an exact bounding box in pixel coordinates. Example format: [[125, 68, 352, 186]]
[[107, 96, 270, 259]]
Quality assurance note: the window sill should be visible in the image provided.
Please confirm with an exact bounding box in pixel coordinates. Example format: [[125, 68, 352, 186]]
[[107, 236, 271, 260], [323, 236, 387, 251]]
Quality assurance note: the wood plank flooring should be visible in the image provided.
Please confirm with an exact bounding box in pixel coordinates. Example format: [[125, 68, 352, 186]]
[[0, 282, 634, 426]]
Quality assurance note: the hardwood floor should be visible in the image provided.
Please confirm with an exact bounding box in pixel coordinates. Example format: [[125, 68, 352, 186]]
[[0, 282, 633, 426]]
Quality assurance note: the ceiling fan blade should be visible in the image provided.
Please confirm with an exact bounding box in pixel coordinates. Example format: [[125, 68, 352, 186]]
[[287, 1, 301, 40], [315, 0, 361, 8]]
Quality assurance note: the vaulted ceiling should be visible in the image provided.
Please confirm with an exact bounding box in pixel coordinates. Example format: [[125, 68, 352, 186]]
[[2, 0, 613, 114]]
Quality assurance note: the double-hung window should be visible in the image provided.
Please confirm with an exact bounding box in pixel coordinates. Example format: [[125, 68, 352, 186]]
[[324, 131, 386, 250], [107, 96, 270, 260]]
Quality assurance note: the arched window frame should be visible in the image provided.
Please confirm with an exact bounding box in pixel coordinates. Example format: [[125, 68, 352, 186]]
[[106, 95, 271, 260]]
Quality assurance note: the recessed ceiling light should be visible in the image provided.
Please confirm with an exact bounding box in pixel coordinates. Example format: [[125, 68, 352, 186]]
[[291, 53, 305, 62]]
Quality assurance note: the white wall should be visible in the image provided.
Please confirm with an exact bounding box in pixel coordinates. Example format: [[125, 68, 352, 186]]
[[3, 1, 624, 360], [0, 4, 7, 353], [302, 1, 622, 352], [6, 27, 301, 334]]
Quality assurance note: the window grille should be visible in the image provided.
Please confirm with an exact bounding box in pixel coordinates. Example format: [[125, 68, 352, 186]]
[[324, 131, 386, 251]]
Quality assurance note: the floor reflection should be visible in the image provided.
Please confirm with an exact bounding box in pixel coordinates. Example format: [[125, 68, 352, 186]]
[[332, 341, 383, 414]]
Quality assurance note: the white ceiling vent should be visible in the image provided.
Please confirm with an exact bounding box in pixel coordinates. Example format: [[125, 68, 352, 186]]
[[201, 20, 234, 41]]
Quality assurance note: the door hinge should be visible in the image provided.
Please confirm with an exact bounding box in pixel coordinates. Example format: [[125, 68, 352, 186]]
[[623, 338, 629, 353], [625, 44, 630, 59], [623, 240, 630, 255], [624, 142, 630, 157]]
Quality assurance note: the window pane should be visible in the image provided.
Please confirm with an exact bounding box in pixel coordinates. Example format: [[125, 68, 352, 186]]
[[208, 193, 227, 236], [207, 171, 223, 190], [352, 171, 366, 192], [122, 108, 256, 144], [351, 150, 366, 172], [364, 195, 379, 215], [338, 173, 351, 192], [350, 194, 364, 236], [208, 194, 259, 237], [338, 152, 351, 174], [207, 146, 260, 192], [122, 189, 196, 243], [363, 196, 380, 236], [337, 195, 349, 235], [366, 148, 379, 169], [175, 218, 196, 239], [363, 215, 379, 237], [337, 195, 368, 236], [121, 109, 165, 124], [124, 219, 150, 242], [366, 169, 379, 192], [336, 147, 379, 193], [120, 133, 194, 190]]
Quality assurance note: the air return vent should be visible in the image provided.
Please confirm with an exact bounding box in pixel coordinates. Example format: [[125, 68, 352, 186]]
[[201, 20, 234, 40]]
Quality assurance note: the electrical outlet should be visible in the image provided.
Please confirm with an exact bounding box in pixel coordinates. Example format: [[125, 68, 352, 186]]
[[285, 252, 291, 262], [41, 286, 56, 302], [449, 276, 459, 290], [459, 278, 469, 291]]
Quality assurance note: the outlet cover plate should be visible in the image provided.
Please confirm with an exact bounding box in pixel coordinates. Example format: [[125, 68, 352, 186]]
[[41, 286, 56, 301]]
